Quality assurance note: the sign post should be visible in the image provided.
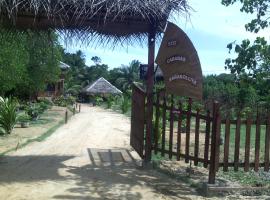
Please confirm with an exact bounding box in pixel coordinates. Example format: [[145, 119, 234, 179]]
[[155, 22, 203, 100]]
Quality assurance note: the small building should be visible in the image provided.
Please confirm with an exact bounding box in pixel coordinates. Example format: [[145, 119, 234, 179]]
[[38, 61, 70, 98], [82, 77, 122, 96]]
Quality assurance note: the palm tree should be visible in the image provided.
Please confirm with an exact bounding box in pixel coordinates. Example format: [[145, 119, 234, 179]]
[[116, 60, 140, 91]]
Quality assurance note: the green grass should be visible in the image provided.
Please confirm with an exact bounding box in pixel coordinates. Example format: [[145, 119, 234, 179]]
[[219, 123, 267, 162]]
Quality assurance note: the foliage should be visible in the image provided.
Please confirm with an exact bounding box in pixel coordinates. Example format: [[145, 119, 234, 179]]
[[0, 97, 19, 135], [222, 0, 270, 103], [222, 0, 270, 33], [26, 104, 40, 120], [120, 95, 130, 114], [106, 96, 114, 109], [94, 96, 103, 106], [18, 113, 31, 122], [0, 30, 62, 99], [116, 60, 140, 91], [53, 95, 75, 107]]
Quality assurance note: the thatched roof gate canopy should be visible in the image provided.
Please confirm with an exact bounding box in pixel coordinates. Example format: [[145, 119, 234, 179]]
[[0, 0, 188, 44]]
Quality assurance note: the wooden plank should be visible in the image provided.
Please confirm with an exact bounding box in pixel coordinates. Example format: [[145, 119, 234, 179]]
[[145, 27, 156, 162], [208, 102, 220, 184], [177, 101, 183, 161], [244, 116, 252, 172], [234, 115, 241, 171], [223, 116, 231, 172], [154, 93, 160, 154], [254, 112, 261, 172], [130, 84, 146, 158], [264, 113, 270, 171], [161, 96, 167, 157], [169, 95, 174, 159], [204, 110, 211, 168], [185, 98, 192, 163], [194, 109, 200, 166]]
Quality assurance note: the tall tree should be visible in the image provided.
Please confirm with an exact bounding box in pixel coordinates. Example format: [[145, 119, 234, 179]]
[[222, 0, 270, 106], [116, 60, 140, 91]]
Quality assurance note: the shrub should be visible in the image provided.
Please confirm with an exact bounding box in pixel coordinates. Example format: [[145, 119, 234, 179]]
[[121, 95, 130, 114], [26, 104, 40, 120], [0, 97, 19, 135], [18, 113, 31, 122], [94, 96, 103, 106], [53, 95, 76, 107], [106, 96, 114, 109]]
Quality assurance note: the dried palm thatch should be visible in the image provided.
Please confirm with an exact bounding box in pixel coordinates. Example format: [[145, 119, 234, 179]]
[[83, 77, 122, 95], [0, 0, 189, 46]]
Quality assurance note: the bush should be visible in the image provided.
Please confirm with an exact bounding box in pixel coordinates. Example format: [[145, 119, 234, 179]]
[[106, 96, 114, 109], [94, 96, 103, 106], [121, 95, 130, 114], [26, 104, 40, 120], [18, 113, 31, 122], [0, 97, 19, 135], [53, 95, 76, 107]]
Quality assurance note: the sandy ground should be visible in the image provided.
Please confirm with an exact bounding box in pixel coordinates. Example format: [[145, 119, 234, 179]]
[[0, 104, 204, 200]]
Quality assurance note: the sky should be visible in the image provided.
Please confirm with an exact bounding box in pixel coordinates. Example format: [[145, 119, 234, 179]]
[[62, 1, 270, 75]]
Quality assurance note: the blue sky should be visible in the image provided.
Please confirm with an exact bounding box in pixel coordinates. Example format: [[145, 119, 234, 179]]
[[62, 1, 269, 75]]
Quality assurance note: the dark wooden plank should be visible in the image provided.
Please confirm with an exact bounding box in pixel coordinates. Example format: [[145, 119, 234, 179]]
[[215, 111, 222, 172], [254, 112, 261, 172], [209, 102, 220, 184], [177, 101, 183, 161], [204, 110, 211, 168], [223, 115, 231, 172], [161, 96, 167, 157], [264, 113, 270, 171], [154, 93, 160, 154], [194, 109, 200, 166], [144, 27, 156, 162], [185, 98, 192, 163], [244, 116, 252, 172], [169, 95, 174, 159], [234, 115, 241, 171]]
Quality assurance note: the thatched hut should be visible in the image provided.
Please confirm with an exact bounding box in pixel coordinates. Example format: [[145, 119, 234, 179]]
[[83, 77, 122, 96]]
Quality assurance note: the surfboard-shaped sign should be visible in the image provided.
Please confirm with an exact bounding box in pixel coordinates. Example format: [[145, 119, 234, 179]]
[[155, 22, 203, 100]]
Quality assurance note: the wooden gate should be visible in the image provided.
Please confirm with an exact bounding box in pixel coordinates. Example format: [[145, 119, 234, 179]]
[[130, 84, 146, 158], [152, 93, 221, 183]]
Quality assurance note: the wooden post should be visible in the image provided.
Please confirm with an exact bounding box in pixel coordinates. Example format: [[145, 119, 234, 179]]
[[223, 114, 231, 172], [144, 25, 156, 163], [185, 98, 192, 163], [154, 93, 160, 154], [65, 110, 68, 124], [73, 107, 75, 115], [208, 101, 221, 184], [204, 110, 211, 168], [79, 104, 81, 113]]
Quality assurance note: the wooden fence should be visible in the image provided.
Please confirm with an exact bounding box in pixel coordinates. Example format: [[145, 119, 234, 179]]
[[151, 93, 270, 184], [130, 86, 270, 184]]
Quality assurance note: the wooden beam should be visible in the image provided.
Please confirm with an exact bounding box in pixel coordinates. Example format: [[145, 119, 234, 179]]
[[144, 25, 156, 163]]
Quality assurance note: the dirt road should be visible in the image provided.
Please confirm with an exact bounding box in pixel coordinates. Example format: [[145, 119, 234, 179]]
[[0, 105, 201, 200]]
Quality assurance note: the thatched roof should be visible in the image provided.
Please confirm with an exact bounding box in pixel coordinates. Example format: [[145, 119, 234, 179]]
[[83, 77, 122, 95], [0, 0, 189, 45]]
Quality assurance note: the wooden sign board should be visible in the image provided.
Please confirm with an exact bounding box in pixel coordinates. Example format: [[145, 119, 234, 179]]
[[155, 22, 203, 100]]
